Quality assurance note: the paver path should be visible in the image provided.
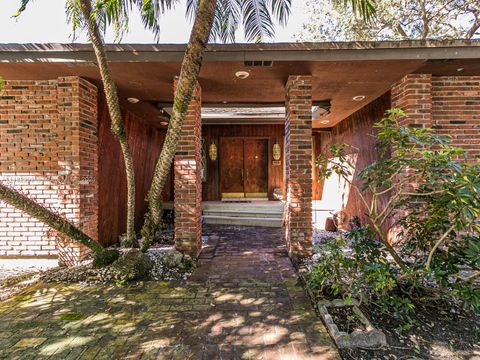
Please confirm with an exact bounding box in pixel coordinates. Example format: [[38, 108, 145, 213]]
[[0, 225, 339, 359]]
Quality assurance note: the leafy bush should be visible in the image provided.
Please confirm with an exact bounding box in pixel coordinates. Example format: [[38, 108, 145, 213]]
[[311, 109, 480, 317]]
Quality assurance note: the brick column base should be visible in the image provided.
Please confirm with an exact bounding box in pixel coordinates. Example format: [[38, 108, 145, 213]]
[[0, 77, 99, 265], [174, 81, 202, 257], [285, 75, 313, 259]]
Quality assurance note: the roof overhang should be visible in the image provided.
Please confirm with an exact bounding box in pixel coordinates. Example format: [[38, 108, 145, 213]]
[[1, 40, 479, 128], [0, 40, 479, 63]]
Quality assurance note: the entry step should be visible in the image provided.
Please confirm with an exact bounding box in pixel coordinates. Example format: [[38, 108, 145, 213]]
[[204, 209, 283, 218], [203, 215, 282, 227]]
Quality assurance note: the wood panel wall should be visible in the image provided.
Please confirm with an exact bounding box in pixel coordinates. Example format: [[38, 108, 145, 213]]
[[315, 92, 391, 227], [98, 99, 173, 246], [202, 124, 285, 201]]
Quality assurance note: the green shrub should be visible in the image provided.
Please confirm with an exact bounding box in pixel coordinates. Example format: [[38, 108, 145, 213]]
[[313, 108, 480, 317]]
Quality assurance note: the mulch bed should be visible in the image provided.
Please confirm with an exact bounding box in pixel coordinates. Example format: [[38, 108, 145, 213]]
[[297, 268, 479, 359], [339, 301, 479, 360], [327, 305, 366, 333]]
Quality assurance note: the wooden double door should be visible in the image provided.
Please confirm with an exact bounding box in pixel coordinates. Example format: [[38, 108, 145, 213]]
[[220, 138, 269, 198]]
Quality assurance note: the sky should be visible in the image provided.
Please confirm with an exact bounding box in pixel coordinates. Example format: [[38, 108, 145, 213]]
[[0, 0, 308, 43]]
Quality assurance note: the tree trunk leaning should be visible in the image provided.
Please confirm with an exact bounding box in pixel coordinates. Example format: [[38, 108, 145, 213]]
[[78, 0, 138, 248], [0, 183, 102, 253], [144, 0, 218, 240]]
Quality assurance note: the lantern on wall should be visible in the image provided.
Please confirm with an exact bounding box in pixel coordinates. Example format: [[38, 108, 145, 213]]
[[273, 143, 281, 161], [209, 142, 218, 161]]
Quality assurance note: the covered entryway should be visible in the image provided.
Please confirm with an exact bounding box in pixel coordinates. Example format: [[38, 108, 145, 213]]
[[220, 137, 269, 199]]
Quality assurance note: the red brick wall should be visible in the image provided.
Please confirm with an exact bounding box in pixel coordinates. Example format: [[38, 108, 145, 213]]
[[97, 98, 171, 247], [174, 82, 202, 257], [391, 74, 432, 128], [392, 74, 480, 160], [285, 75, 313, 259], [432, 76, 480, 160], [315, 93, 391, 229], [0, 77, 98, 262]]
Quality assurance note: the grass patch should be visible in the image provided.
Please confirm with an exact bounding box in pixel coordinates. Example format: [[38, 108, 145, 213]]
[[15, 295, 33, 302], [60, 312, 85, 321]]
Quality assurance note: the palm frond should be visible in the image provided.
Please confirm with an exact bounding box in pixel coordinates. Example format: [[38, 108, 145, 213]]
[[185, 0, 198, 21], [13, 0, 34, 18], [91, 0, 176, 41], [241, 0, 274, 42], [338, 0, 377, 22], [135, 0, 176, 41], [268, 0, 291, 26], [210, 0, 241, 43], [66, 0, 84, 39]]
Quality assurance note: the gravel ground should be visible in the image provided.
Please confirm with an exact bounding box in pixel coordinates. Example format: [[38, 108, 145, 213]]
[[313, 229, 340, 245]]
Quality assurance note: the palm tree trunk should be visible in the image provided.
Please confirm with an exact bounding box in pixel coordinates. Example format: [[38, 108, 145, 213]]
[[0, 183, 103, 253], [78, 0, 138, 248], [143, 0, 217, 240]]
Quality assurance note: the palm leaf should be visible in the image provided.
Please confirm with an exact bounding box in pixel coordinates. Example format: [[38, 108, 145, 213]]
[[268, 0, 291, 26], [12, 0, 34, 17], [241, 0, 274, 42], [338, 0, 377, 22]]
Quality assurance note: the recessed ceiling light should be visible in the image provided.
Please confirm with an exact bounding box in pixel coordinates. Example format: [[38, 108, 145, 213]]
[[127, 97, 140, 104], [160, 121, 168, 126], [235, 71, 250, 79], [457, 67, 464, 72], [320, 120, 330, 124], [353, 95, 365, 102], [222, 101, 228, 104]]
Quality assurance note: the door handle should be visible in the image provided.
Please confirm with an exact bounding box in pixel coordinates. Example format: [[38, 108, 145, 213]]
[[241, 169, 244, 182]]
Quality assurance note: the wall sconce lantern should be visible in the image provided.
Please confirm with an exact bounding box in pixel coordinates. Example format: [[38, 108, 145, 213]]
[[273, 143, 281, 161], [209, 142, 218, 161]]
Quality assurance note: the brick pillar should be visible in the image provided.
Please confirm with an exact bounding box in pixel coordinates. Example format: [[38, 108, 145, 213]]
[[55, 77, 99, 265], [0, 77, 98, 264], [391, 74, 432, 128], [285, 75, 313, 259], [174, 81, 202, 257]]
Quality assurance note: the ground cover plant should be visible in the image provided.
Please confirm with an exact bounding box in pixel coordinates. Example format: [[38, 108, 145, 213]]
[[307, 109, 480, 358]]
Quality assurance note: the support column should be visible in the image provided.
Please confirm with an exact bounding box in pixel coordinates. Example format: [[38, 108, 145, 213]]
[[391, 74, 432, 128], [174, 80, 202, 257], [285, 75, 313, 259], [56, 77, 99, 265]]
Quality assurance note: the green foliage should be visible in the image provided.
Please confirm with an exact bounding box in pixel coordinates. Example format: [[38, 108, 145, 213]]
[[296, 0, 480, 42], [312, 108, 480, 317], [306, 227, 415, 320]]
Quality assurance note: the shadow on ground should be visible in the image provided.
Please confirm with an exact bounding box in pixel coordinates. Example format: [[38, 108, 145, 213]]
[[0, 226, 339, 359]]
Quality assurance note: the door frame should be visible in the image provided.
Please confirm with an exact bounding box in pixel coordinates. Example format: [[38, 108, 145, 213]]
[[219, 136, 271, 199]]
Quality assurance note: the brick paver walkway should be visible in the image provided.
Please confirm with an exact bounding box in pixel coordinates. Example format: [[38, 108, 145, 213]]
[[0, 225, 339, 359]]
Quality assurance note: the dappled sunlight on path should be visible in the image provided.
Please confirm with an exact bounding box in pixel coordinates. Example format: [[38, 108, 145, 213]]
[[0, 225, 339, 359]]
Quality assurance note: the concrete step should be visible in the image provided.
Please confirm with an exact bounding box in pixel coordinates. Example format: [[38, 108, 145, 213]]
[[203, 202, 284, 212], [203, 215, 283, 227], [203, 209, 283, 218]]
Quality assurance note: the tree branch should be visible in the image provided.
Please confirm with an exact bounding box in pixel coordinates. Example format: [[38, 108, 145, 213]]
[[425, 224, 456, 269]]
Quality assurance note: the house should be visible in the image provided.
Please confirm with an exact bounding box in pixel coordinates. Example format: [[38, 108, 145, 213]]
[[0, 40, 479, 264]]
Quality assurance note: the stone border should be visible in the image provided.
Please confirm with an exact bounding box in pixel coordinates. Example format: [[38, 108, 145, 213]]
[[297, 269, 387, 349], [317, 299, 386, 348]]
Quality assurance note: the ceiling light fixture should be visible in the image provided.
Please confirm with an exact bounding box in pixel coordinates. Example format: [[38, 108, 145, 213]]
[[457, 67, 464, 72], [160, 121, 168, 126], [235, 70, 250, 79], [353, 95, 365, 102], [127, 97, 140, 104], [320, 120, 330, 124]]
